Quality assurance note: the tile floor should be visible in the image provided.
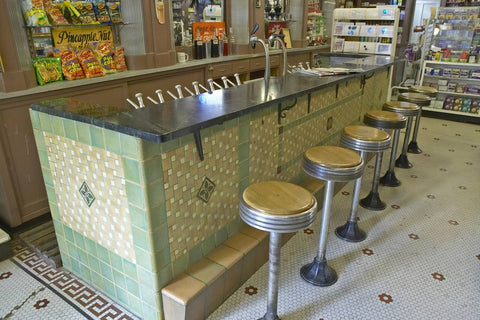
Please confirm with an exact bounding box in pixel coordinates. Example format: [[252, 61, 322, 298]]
[[0, 116, 478, 320]]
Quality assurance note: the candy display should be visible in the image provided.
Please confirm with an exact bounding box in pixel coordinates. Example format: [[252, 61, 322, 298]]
[[94, 42, 116, 73], [443, 95, 480, 114], [77, 48, 105, 78], [32, 56, 63, 85], [56, 49, 85, 80]]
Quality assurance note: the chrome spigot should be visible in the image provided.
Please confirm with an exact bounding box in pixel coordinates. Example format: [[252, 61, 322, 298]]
[[249, 23, 270, 89], [268, 33, 287, 78]]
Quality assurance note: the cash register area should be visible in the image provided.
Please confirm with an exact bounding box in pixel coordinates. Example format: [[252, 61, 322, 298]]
[[0, 116, 479, 319]]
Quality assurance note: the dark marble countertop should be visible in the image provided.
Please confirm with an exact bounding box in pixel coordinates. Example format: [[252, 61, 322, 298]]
[[31, 54, 393, 144]]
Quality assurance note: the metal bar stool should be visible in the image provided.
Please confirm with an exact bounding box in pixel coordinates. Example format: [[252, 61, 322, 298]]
[[383, 101, 420, 169], [240, 181, 317, 320], [398, 90, 433, 154], [364, 110, 406, 190], [301, 146, 364, 286], [336, 125, 391, 242]]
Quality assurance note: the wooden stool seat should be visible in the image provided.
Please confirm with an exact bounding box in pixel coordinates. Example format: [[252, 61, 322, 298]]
[[398, 92, 431, 106], [364, 110, 406, 130], [409, 85, 437, 97], [304, 146, 364, 182], [343, 125, 390, 142], [383, 101, 420, 117]]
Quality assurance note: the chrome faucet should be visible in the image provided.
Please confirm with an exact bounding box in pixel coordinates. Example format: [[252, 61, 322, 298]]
[[249, 23, 270, 89], [268, 33, 287, 78]]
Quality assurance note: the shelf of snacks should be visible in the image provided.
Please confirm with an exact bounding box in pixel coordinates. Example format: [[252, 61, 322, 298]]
[[21, 0, 128, 86]]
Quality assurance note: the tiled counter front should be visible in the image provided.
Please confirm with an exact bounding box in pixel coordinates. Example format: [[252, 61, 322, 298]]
[[29, 70, 388, 320]]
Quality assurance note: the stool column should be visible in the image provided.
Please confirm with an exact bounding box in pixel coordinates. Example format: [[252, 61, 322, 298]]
[[360, 151, 386, 210], [396, 116, 413, 168], [408, 109, 422, 154], [301, 180, 338, 286], [335, 151, 366, 242], [263, 232, 281, 320], [380, 129, 401, 186]]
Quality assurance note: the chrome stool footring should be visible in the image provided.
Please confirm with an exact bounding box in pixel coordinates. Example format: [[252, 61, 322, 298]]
[[396, 116, 413, 169], [407, 107, 423, 154], [360, 151, 386, 210], [380, 129, 401, 187]]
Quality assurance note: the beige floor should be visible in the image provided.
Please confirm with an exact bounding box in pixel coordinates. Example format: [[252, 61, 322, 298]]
[[208, 117, 480, 320]]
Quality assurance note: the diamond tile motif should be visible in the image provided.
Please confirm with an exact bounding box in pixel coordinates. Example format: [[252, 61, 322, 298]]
[[197, 177, 216, 203], [79, 181, 95, 207]]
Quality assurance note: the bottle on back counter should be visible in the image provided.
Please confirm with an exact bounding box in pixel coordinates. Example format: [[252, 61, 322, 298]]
[[222, 32, 228, 56], [194, 34, 204, 59], [211, 35, 220, 58], [229, 27, 236, 55]]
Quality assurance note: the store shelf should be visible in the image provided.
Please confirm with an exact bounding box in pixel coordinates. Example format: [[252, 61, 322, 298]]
[[424, 61, 479, 67], [437, 90, 480, 97], [424, 75, 480, 83], [423, 106, 480, 118]]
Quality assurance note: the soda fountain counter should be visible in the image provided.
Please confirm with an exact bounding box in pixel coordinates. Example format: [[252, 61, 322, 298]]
[[29, 54, 392, 320]]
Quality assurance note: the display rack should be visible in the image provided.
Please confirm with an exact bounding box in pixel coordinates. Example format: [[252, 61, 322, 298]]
[[331, 5, 400, 58]]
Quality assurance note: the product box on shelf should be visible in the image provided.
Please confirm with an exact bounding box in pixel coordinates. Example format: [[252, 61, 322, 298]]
[[465, 84, 480, 94], [447, 82, 457, 92]]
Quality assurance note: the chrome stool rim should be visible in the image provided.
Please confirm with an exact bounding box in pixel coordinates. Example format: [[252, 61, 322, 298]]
[[303, 155, 364, 182], [340, 134, 391, 153]]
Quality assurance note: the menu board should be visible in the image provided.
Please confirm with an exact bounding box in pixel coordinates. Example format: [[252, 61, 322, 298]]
[[192, 22, 226, 42]]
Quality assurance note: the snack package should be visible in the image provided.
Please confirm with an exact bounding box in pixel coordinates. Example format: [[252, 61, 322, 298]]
[[114, 47, 127, 72], [21, 0, 50, 26], [77, 48, 105, 78], [75, 1, 99, 24], [94, 42, 116, 73], [61, 1, 83, 24], [42, 0, 69, 25], [55, 49, 85, 80], [106, 0, 122, 23], [33, 57, 63, 85], [94, 0, 111, 24]]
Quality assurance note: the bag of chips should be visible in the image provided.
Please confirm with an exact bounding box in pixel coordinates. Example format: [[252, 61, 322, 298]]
[[94, 42, 116, 73], [114, 47, 127, 72], [61, 1, 82, 25], [33, 57, 63, 85], [77, 48, 105, 78], [74, 1, 99, 24], [21, 0, 50, 26], [55, 49, 85, 80], [94, 0, 111, 24], [42, 0, 69, 25], [106, 0, 122, 23]]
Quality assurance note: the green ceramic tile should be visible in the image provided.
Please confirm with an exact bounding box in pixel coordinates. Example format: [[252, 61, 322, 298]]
[[61, 253, 72, 270], [172, 253, 188, 278], [51, 117, 65, 137], [79, 263, 92, 283], [188, 243, 203, 266], [215, 227, 228, 246], [125, 182, 146, 209], [141, 304, 161, 320], [200, 126, 212, 138], [63, 118, 77, 141], [77, 248, 88, 263], [113, 269, 126, 289], [38, 112, 52, 132], [156, 264, 173, 289], [144, 157, 164, 184], [154, 247, 170, 270], [100, 261, 114, 281], [239, 114, 249, 124], [139, 284, 156, 308], [122, 157, 142, 184], [73, 232, 85, 250], [238, 124, 249, 145], [33, 129, 46, 151], [126, 276, 140, 296], [146, 180, 165, 208], [52, 219, 63, 236], [238, 160, 249, 180], [104, 129, 121, 154], [127, 293, 143, 315], [97, 245, 110, 264], [67, 242, 79, 260], [90, 126, 104, 149], [129, 205, 148, 231], [180, 133, 194, 145], [137, 266, 155, 288], [238, 142, 249, 162], [227, 217, 245, 237], [71, 257, 81, 274], [109, 251, 124, 272], [90, 271, 104, 290], [239, 177, 249, 195], [63, 225, 74, 243], [152, 225, 169, 252], [121, 133, 141, 159], [103, 279, 116, 298], [148, 205, 167, 230], [123, 258, 137, 280], [202, 234, 215, 255], [50, 203, 61, 222], [45, 185, 57, 204], [41, 168, 53, 187], [135, 247, 154, 271], [84, 237, 97, 255], [76, 122, 92, 145], [88, 254, 101, 273], [224, 118, 238, 129], [132, 227, 150, 251], [159, 138, 180, 153], [142, 140, 162, 160], [56, 236, 67, 254], [37, 150, 49, 168], [29, 110, 40, 129]]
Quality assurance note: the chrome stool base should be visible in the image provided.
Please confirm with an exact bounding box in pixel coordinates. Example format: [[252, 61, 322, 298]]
[[258, 316, 280, 320], [395, 154, 413, 168], [360, 191, 386, 211], [335, 221, 366, 242], [380, 170, 401, 187], [408, 141, 422, 154], [300, 256, 338, 287]]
